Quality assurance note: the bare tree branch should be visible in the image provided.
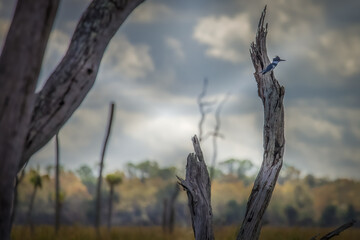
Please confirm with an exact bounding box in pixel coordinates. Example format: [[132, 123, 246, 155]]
[[197, 78, 215, 141], [237, 6, 285, 240], [209, 92, 230, 180], [177, 135, 214, 240], [21, 0, 146, 171], [310, 220, 356, 240]]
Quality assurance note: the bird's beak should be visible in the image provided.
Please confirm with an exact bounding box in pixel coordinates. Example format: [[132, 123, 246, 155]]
[[279, 58, 286, 61]]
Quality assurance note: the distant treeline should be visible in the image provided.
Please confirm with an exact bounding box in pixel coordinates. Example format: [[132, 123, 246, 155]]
[[14, 159, 360, 227]]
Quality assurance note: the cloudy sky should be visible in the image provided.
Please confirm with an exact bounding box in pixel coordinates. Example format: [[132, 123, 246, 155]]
[[1, 0, 359, 179]]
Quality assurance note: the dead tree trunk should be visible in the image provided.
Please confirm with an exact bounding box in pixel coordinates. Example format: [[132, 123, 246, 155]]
[[0, 1, 145, 239], [55, 132, 61, 234], [95, 102, 115, 237], [168, 184, 180, 233], [236, 6, 285, 240], [20, 0, 146, 171], [27, 185, 38, 233], [178, 136, 214, 240], [179, 7, 356, 240], [107, 184, 114, 230], [0, 1, 59, 239], [162, 198, 168, 232], [162, 184, 180, 233], [10, 168, 26, 231]]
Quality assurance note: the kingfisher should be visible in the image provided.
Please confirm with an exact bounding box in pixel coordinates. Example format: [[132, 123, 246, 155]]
[[261, 56, 285, 75]]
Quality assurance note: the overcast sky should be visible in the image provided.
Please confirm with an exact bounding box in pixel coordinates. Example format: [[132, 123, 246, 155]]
[[1, 0, 359, 179]]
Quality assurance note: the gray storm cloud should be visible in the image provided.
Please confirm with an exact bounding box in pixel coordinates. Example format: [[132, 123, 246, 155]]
[[1, 0, 359, 179]]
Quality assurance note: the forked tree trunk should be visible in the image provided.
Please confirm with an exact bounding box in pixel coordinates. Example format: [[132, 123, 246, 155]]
[[95, 102, 115, 237], [0, 1, 145, 239], [179, 6, 285, 240], [19, 0, 145, 171], [180, 6, 355, 240], [236, 6, 285, 239]]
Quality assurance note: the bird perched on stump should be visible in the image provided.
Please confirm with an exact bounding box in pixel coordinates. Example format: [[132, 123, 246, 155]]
[[261, 56, 285, 75]]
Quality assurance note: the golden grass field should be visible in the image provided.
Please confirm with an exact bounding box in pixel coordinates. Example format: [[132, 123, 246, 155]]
[[11, 225, 360, 240]]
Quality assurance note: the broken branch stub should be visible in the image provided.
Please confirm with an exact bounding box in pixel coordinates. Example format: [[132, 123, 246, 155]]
[[311, 219, 357, 240], [177, 135, 214, 240]]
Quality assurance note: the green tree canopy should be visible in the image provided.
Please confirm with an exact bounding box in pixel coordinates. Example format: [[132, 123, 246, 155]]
[[105, 171, 123, 187]]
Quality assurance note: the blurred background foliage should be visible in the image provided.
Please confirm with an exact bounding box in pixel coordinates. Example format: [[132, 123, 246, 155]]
[[14, 159, 360, 228]]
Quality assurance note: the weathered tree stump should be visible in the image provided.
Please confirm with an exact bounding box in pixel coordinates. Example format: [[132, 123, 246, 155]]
[[178, 136, 214, 240]]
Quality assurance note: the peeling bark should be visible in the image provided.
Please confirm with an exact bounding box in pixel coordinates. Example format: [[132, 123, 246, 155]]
[[236, 6, 285, 240], [178, 136, 214, 240]]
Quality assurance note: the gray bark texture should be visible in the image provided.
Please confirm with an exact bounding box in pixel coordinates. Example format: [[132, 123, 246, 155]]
[[21, 0, 145, 170], [0, 1, 144, 239], [178, 135, 214, 240], [236, 6, 285, 240], [0, 1, 59, 239]]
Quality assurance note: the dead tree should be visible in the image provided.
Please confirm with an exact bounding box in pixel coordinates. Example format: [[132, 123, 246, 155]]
[[0, 1, 144, 239], [162, 184, 180, 233], [10, 168, 26, 231], [55, 132, 61, 234], [197, 78, 215, 141], [179, 5, 285, 240], [178, 136, 214, 240], [237, 5, 285, 239], [27, 166, 47, 233], [179, 6, 356, 240], [95, 102, 115, 237], [105, 171, 123, 230], [162, 198, 168, 232], [209, 93, 230, 180]]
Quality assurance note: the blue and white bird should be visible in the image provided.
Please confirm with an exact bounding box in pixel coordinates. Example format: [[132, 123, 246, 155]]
[[261, 56, 285, 75]]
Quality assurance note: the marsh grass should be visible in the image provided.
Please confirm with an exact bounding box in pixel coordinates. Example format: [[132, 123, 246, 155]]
[[12, 225, 360, 240]]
